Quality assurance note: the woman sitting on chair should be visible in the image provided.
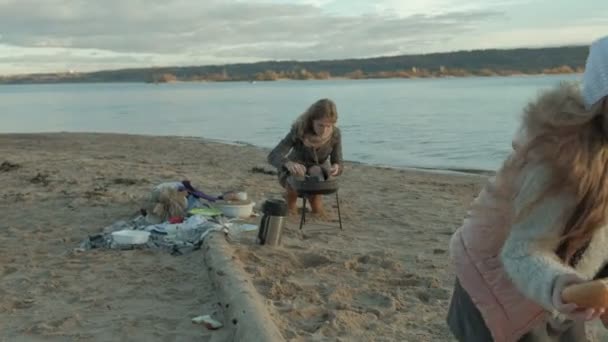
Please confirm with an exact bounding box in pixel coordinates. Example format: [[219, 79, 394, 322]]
[[267, 98, 343, 216]]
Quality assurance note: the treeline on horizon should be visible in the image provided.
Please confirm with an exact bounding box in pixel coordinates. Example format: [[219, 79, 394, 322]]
[[0, 46, 588, 84]]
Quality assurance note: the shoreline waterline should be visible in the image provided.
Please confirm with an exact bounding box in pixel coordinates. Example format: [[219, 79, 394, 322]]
[[1, 131, 495, 176]]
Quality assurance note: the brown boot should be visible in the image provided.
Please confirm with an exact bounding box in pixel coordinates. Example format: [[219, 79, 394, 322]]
[[285, 187, 299, 215]]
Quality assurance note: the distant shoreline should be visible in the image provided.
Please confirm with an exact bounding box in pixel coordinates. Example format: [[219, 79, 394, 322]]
[[0, 69, 582, 86], [0, 45, 588, 85], [149, 70, 580, 84]]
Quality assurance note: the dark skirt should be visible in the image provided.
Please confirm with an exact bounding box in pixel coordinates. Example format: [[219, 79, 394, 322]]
[[447, 278, 589, 342], [447, 278, 494, 341]]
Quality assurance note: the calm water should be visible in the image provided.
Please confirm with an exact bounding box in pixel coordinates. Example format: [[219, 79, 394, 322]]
[[0, 75, 580, 171]]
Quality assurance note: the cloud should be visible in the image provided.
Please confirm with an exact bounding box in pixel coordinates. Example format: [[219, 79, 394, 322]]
[[0, 0, 501, 60], [0, 46, 164, 74], [0, 52, 144, 65], [208, 11, 500, 60], [448, 24, 608, 51], [4, 0, 603, 74]]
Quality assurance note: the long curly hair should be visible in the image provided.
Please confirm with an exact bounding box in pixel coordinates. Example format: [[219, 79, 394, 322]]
[[508, 82, 608, 261], [292, 98, 338, 139]]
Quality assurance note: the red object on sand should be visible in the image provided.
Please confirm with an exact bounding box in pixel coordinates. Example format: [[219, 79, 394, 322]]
[[169, 216, 184, 224]]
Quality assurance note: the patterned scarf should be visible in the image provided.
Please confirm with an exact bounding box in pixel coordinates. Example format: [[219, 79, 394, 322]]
[[302, 126, 333, 149]]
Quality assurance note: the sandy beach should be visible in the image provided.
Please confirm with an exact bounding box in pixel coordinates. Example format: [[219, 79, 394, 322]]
[[0, 132, 487, 341]]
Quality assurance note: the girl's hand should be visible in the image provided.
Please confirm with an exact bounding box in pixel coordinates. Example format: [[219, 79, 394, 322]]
[[553, 274, 605, 321], [285, 161, 306, 177], [330, 164, 340, 176]]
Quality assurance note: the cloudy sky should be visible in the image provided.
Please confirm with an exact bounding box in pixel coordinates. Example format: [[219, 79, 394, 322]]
[[0, 0, 607, 75]]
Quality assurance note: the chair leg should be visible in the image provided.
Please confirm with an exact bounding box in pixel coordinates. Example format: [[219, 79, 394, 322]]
[[299, 196, 307, 230], [336, 191, 343, 230]]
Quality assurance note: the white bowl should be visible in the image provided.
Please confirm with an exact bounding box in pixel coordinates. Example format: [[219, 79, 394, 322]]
[[214, 201, 255, 218], [235, 192, 248, 201], [112, 230, 150, 245]]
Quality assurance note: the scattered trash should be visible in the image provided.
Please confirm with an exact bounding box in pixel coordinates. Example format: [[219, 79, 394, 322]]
[[192, 315, 223, 330]]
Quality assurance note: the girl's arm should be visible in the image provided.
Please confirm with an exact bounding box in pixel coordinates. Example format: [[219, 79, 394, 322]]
[[267, 128, 296, 169], [501, 162, 581, 311], [330, 128, 343, 175]]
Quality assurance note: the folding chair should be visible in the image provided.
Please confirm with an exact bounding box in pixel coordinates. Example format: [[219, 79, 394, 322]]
[[286, 172, 343, 231], [297, 189, 342, 230]]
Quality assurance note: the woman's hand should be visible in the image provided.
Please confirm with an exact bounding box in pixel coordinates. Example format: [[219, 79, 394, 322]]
[[285, 161, 306, 177], [553, 274, 605, 321], [330, 164, 340, 176]]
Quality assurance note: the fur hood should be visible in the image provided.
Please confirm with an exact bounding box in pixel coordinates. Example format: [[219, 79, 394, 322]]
[[522, 82, 594, 131], [512, 82, 597, 150]]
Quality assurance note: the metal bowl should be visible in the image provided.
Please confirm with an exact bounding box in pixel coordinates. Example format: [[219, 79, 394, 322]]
[[288, 176, 339, 195]]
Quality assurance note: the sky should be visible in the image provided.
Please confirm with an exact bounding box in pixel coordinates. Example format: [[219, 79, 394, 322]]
[[0, 0, 607, 75]]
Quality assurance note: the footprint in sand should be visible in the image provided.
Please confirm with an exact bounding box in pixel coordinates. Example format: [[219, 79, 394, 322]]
[[272, 280, 305, 299], [294, 307, 334, 333], [416, 291, 431, 303], [300, 231, 332, 243], [257, 279, 303, 301], [388, 273, 440, 288], [283, 243, 307, 250], [25, 314, 82, 336], [2, 266, 18, 276], [235, 249, 262, 263], [352, 290, 396, 317], [344, 253, 403, 273], [297, 252, 333, 268], [415, 286, 450, 304], [272, 300, 295, 313]]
